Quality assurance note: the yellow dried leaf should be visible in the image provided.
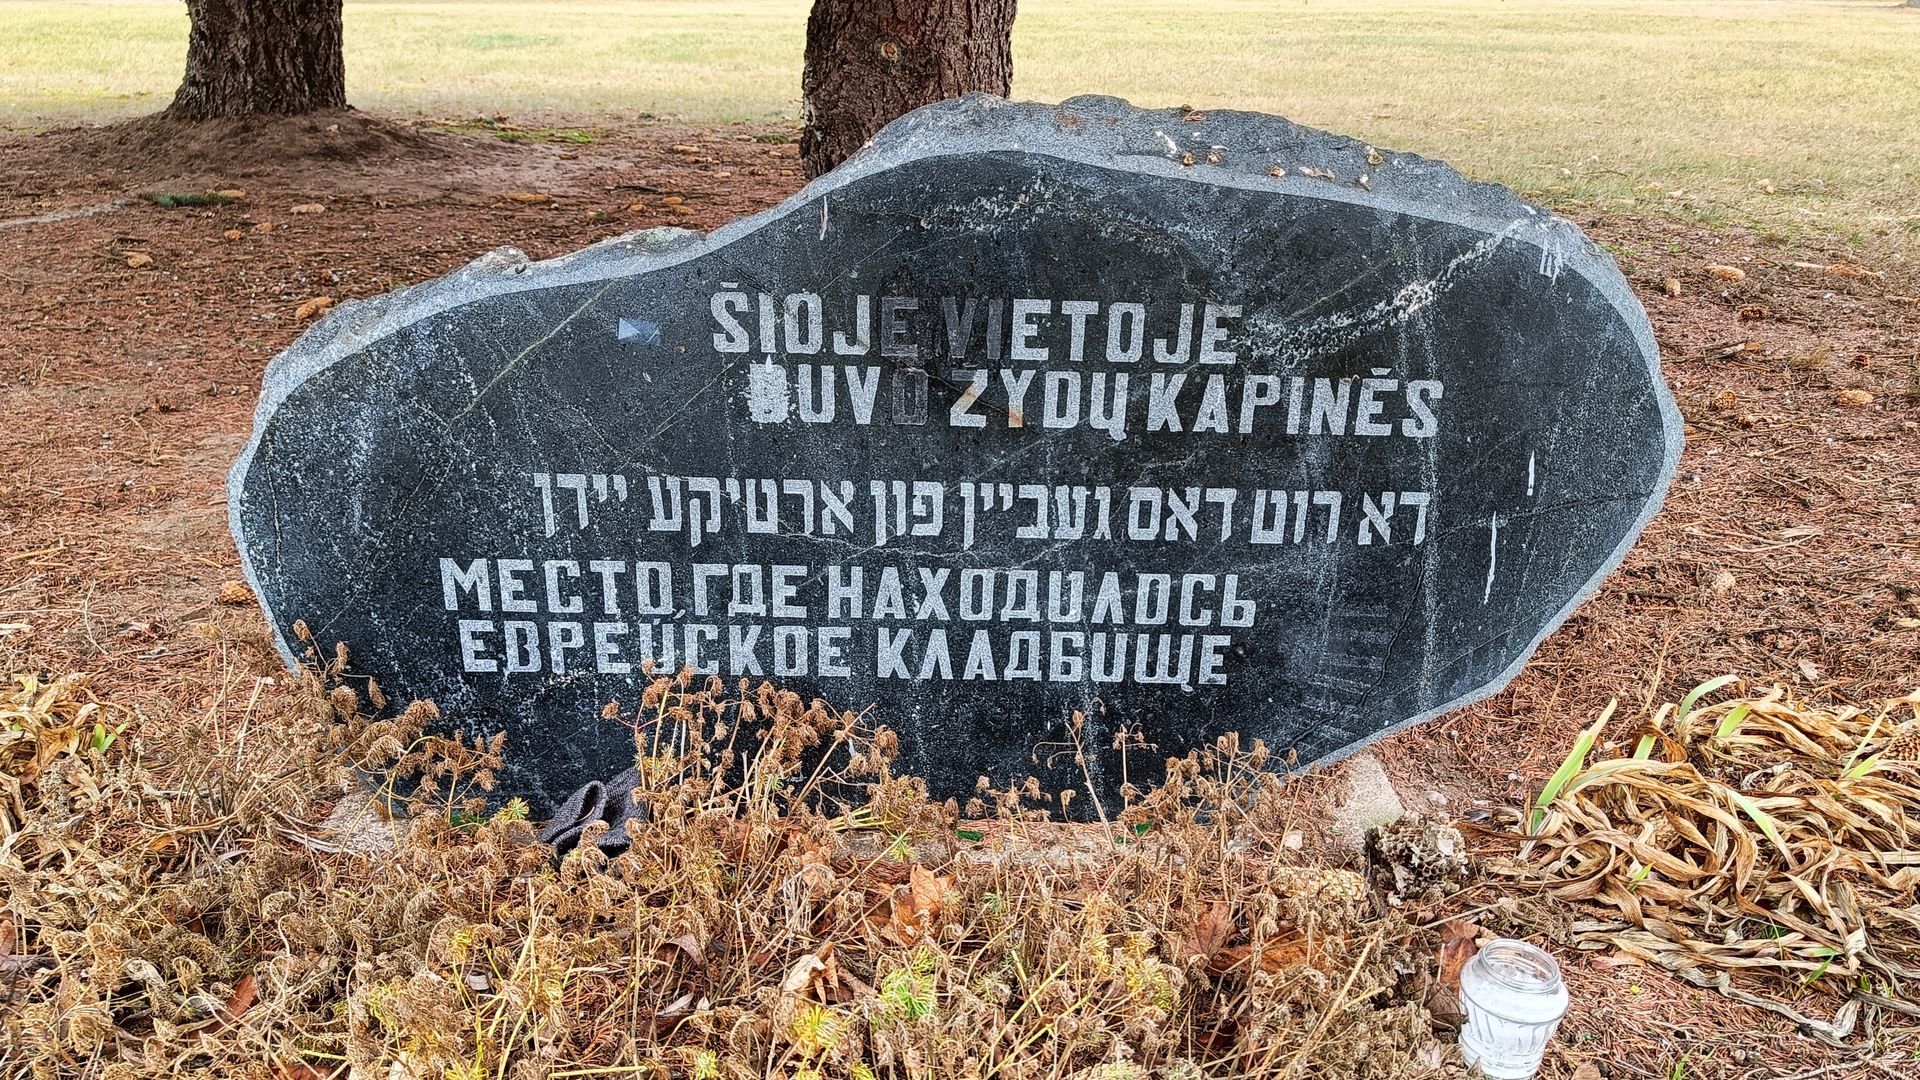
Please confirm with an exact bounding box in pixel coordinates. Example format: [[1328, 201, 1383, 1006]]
[[124, 252, 153, 269], [1662, 277, 1682, 297], [289, 202, 326, 215], [296, 296, 336, 321], [1834, 389, 1874, 407], [215, 188, 247, 199], [222, 229, 244, 241], [1706, 264, 1746, 282], [252, 221, 274, 234]]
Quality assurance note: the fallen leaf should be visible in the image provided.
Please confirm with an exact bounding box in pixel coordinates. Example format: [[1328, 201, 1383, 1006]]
[[1426, 920, 1480, 1027], [220, 973, 258, 1022], [252, 221, 274, 234], [289, 202, 326, 215], [661, 195, 685, 206], [1182, 901, 1235, 964], [908, 864, 950, 918], [125, 252, 153, 269], [1206, 931, 1314, 975], [661, 933, 705, 967], [1737, 304, 1768, 321], [1436, 921, 1479, 991], [1661, 277, 1682, 297], [1798, 659, 1822, 681], [1834, 389, 1874, 407], [295, 296, 336, 321], [1710, 570, 1736, 594], [504, 191, 552, 204], [1366, 146, 1384, 166], [217, 580, 255, 605], [222, 228, 244, 240], [215, 188, 247, 199], [625, 201, 648, 213], [1572, 1065, 1603, 1080], [670, 144, 700, 154], [655, 990, 708, 1021], [1706, 264, 1746, 282], [782, 944, 835, 996]]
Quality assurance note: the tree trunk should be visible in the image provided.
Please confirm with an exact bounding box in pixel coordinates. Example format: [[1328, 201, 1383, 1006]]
[[166, 0, 347, 120], [801, 0, 1016, 178]]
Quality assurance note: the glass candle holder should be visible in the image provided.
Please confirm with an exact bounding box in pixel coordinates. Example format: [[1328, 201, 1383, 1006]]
[[1457, 938, 1569, 1079]]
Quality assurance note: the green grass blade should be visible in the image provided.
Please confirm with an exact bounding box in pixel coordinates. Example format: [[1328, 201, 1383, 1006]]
[[1678, 675, 1741, 728], [1713, 702, 1752, 741], [1843, 754, 1880, 780], [1840, 713, 1886, 780], [1531, 699, 1616, 833], [1729, 791, 1788, 855]]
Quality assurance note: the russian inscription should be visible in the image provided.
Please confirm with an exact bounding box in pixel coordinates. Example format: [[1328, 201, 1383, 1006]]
[[230, 96, 1681, 810]]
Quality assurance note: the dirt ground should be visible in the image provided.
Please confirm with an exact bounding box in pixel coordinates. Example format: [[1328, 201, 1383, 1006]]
[[1, 112, 1916, 1078]]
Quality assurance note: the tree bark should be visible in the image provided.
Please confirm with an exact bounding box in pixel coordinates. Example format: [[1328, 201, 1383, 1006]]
[[801, 0, 1016, 178], [166, 0, 347, 120]]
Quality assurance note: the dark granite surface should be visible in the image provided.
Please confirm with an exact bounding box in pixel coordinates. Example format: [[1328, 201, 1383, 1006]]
[[231, 96, 1681, 810]]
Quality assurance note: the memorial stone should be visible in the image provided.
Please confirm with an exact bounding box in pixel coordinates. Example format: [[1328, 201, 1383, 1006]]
[[230, 95, 1682, 811]]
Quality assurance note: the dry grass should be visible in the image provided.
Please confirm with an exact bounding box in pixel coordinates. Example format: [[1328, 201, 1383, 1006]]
[[1, 655, 1458, 1079], [1499, 684, 1920, 1046], [2, 1, 1917, 253]]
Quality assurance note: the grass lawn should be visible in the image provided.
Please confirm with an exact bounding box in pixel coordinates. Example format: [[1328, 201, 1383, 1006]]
[[2, 0, 1917, 246]]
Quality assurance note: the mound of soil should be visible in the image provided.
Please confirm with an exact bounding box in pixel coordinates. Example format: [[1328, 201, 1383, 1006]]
[[24, 108, 463, 187]]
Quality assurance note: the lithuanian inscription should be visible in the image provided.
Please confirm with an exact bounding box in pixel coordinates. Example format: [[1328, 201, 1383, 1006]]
[[230, 95, 1682, 810]]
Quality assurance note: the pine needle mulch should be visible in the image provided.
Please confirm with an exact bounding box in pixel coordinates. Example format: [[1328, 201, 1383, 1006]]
[[1494, 683, 1920, 1045]]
